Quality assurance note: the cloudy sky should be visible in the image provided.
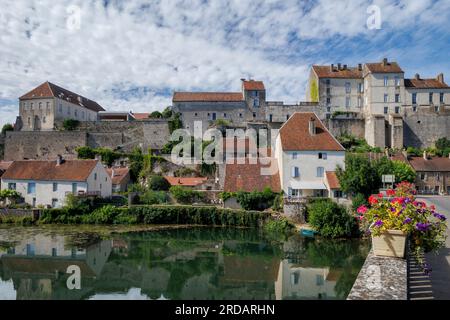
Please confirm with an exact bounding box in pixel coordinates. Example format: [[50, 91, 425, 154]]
[[0, 0, 449, 126]]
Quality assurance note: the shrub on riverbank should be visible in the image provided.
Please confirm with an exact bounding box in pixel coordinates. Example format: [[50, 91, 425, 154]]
[[308, 199, 359, 238], [39, 205, 269, 227]]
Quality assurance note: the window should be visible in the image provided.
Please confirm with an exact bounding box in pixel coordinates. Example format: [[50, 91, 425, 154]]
[[46, 102, 50, 109], [43, 116, 46, 123], [429, 92, 433, 104], [52, 199, 58, 208], [52, 248, 57, 257], [395, 94, 400, 103], [292, 152, 298, 160], [239, 113, 242, 118], [8, 183, 16, 190], [384, 94, 388, 103], [326, 87, 331, 95], [316, 275, 324, 286], [292, 167, 300, 178], [53, 182, 58, 192], [251, 90, 258, 97], [345, 97, 350, 108], [253, 112, 256, 118], [26, 244, 35, 256], [28, 117, 31, 125], [75, 110, 78, 117], [269, 114, 273, 122], [435, 105, 439, 112], [326, 97, 331, 104], [357, 96, 362, 107], [291, 272, 300, 285], [316, 167, 324, 177], [326, 106, 331, 112], [253, 98, 259, 107], [384, 106, 388, 114], [286, 114, 289, 120], [413, 106, 417, 112], [384, 76, 388, 86], [345, 82, 351, 93], [412, 93, 417, 104], [288, 188, 301, 197], [30, 102, 34, 109], [358, 83, 363, 93], [223, 113, 227, 118], [94, 173, 97, 180], [334, 190, 343, 198], [318, 152, 327, 159], [325, 79, 330, 85], [440, 92, 444, 103], [395, 106, 400, 114], [72, 183, 77, 194], [27, 182, 36, 194], [395, 76, 401, 87], [420, 173, 426, 180], [194, 113, 198, 116]]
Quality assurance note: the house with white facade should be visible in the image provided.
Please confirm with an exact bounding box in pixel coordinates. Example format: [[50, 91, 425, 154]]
[[275, 112, 345, 199], [1, 157, 112, 208]]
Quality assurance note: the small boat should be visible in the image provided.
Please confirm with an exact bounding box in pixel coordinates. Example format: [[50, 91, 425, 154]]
[[300, 228, 318, 237]]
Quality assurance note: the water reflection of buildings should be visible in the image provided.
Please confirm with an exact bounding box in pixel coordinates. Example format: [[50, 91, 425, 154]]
[[0, 235, 112, 300]]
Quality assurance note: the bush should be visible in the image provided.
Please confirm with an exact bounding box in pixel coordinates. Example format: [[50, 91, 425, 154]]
[[236, 187, 277, 211], [140, 190, 168, 205], [170, 186, 205, 204], [63, 119, 80, 131], [149, 175, 171, 191], [263, 217, 294, 234], [1, 123, 14, 135], [351, 193, 367, 213], [308, 199, 358, 238]]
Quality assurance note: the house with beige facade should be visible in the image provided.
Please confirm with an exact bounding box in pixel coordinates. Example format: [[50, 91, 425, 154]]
[[1, 157, 111, 208], [17, 81, 105, 131], [274, 112, 345, 199]]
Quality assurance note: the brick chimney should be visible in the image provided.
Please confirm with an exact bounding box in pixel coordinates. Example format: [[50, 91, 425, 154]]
[[437, 73, 444, 84], [337, 63, 341, 70], [343, 64, 347, 70], [309, 117, 316, 135], [358, 63, 362, 71], [415, 73, 420, 80], [330, 64, 334, 72], [382, 58, 388, 66]]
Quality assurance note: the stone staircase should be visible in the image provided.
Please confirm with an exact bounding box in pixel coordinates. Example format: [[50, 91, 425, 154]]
[[408, 253, 434, 300]]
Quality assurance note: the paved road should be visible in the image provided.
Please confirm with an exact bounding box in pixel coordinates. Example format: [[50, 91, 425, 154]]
[[417, 196, 450, 300]]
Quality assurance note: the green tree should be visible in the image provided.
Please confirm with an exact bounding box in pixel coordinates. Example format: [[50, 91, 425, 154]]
[[128, 147, 144, 181], [76, 146, 97, 159], [168, 113, 182, 133], [1, 123, 14, 135], [336, 154, 379, 197], [162, 107, 173, 119], [391, 160, 416, 183], [139, 190, 168, 205], [62, 119, 80, 131], [148, 175, 171, 191], [150, 111, 163, 118]]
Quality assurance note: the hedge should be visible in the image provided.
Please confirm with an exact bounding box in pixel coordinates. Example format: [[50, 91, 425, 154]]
[[39, 205, 270, 227]]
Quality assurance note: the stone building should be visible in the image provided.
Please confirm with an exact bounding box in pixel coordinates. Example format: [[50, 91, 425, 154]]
[[17, 81, 105, 131], [172, 79, 266, 135], [308, 58, 450, 148]]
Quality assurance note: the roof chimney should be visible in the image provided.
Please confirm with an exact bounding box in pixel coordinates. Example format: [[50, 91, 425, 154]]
[[309, 117, 316, 136], [337, 63, 342, 70], [358, 63, 362, 71], [56, 154, 63, 166], [437, 73, 444, 84], [330, 64, 334, 72], [382, 58, 388, 66], [343, 64, 347, 70], [423, 150, 428, 160], [415, 73, 420, 80]]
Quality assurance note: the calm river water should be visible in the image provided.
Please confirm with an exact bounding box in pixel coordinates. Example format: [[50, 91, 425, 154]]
[[0, 225, 369, 300]]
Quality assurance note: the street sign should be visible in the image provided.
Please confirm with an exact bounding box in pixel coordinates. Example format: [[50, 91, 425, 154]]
[[382, 175, 395, 183]]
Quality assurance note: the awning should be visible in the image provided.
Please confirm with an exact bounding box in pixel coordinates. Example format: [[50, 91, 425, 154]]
[[289, 180, 327, 190]]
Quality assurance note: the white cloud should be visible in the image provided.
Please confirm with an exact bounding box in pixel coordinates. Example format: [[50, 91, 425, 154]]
[[0, 0, 448, 127]]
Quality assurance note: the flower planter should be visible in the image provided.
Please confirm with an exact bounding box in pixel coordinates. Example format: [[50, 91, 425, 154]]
[[371, 229, 407, 258]]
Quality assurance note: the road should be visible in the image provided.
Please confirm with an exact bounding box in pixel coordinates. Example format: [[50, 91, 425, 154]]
[[417, 196, 450, 300]]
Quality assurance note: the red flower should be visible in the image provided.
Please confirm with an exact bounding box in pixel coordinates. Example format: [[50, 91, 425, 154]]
[[431, 205, 436, 210], [368, 195, 378, 205], [386, 189, 395, 196], [378, 193, 383, 198]]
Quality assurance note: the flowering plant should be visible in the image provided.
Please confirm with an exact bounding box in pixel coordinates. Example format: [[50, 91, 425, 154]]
[[357, 183, 447, 272]]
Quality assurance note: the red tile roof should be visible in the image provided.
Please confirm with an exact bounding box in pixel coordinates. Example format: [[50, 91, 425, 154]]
[[132, 113, 151, 120], [224, 158, 281, 193], [404, 78, 449, 89], [0, 161, 12, 172], [242, 80, 265, 91], [164, 176, 208, 187], [106, 167, 130, 185], [312, 66, 362, 79], [173, 92, 243, 102], [364, 61, 403, 74], [19, 81, 105, 112], [407, 157, 450, 172], [279, 113, 345, 151], [325, 171, 341, 189], [2, 159, 99, 182]]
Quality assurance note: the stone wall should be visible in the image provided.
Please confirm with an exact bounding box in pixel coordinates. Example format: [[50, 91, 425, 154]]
[[325, 116, 365, 139], [283, 200, 307, 223], [4, 120, 170, 161]]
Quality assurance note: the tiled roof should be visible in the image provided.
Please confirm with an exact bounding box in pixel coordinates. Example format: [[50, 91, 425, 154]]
[[279, 112, 345, 151], [164, 176, 208, 187], [407, 156, 450, 172], [19, 81, 105, 112], [242, 80, 265, 91], [173, 92, 243, 102], [224, 158, 281, 192], [312, 65, 362, 79], [132, 113, 151, 120], [404, 78, 449, 89], [2, 159, 99, 182], [365, 61, 403, 74], [325, 171, 341, 189], [106, 167, 130, 185], [0, 161, 13, 172]]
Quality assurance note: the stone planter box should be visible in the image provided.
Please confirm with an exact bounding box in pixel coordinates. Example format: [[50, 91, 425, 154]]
[[372, 230, 407, 258]]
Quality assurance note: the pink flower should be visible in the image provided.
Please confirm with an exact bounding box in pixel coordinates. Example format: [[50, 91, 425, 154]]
[[378, 193, 383, 198], [386, 189, 395, 196], [357, 205, 368, 214]]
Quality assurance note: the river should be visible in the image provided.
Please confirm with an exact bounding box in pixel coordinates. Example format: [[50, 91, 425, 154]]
[[0, 225, 369, 300]]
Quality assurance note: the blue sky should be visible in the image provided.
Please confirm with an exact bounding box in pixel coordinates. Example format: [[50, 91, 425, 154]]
[[0, 0, 449, 126]]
